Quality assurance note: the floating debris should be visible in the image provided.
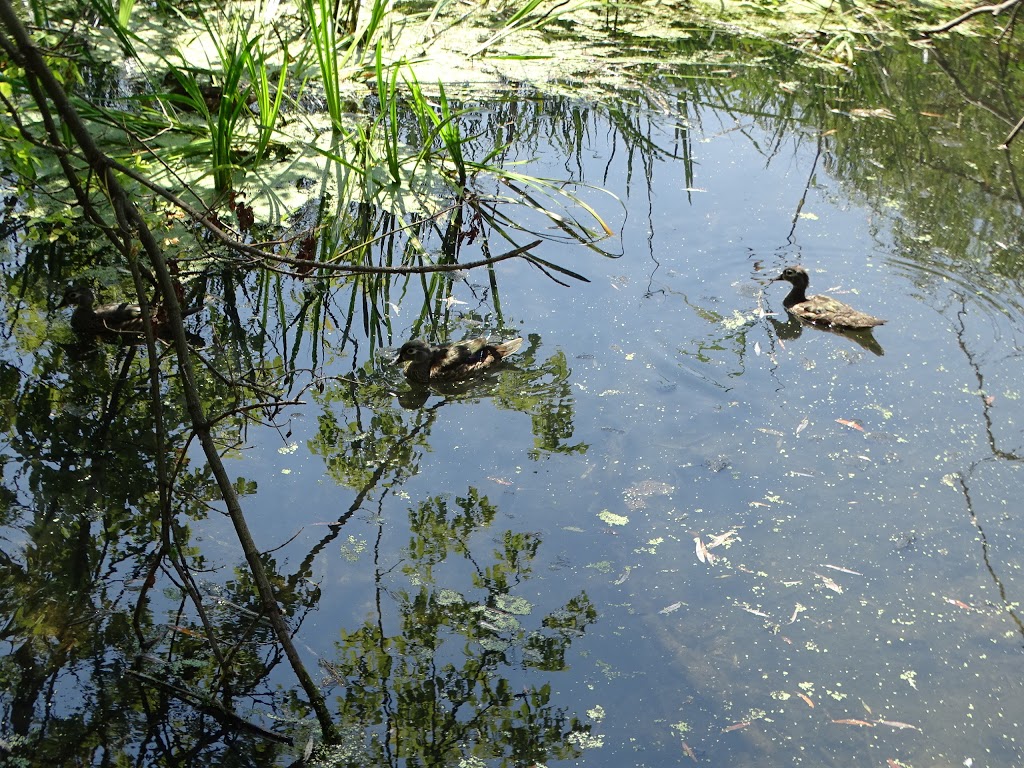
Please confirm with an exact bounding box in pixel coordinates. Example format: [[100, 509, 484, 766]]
[[823, 564, 863, 576], [624, 480, 674, 511], [812, 572, 843, 594], [693, 535, 714, 564]]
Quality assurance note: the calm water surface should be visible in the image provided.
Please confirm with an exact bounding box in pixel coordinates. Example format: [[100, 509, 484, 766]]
[[230, 67, 1023, 768], [5, 37, 1024, 768]]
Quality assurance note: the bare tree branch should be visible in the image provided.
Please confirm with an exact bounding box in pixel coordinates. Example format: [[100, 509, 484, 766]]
[[0, 0, 341, 743], [921, 0, 1024, 35]]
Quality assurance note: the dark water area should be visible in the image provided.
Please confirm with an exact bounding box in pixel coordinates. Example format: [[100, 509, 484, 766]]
[[3, 28, 1024, 768]]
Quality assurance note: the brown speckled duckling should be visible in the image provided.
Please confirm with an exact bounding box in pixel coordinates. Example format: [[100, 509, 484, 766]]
[[771, 266, 885, 330], [394, 337, 523, 384]]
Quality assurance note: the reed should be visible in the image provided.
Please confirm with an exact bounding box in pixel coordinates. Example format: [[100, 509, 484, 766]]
[[242, 17, 289, 164]]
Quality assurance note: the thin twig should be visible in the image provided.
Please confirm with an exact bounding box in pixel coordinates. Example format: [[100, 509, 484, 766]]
[[1000, 113, 1024, 148], [922, 0, 1024, 35]]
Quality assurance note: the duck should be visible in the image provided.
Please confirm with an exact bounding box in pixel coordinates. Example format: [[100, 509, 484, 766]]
[[58, 284, 204, 342], [394, 337, 524, 384], [771, 266, 885, 330]]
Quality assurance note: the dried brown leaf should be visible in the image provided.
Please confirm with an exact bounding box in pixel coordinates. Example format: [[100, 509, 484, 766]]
[[836, 418, 865, 431]]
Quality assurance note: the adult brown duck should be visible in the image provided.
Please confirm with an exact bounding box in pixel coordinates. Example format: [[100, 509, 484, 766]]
[[771, 266, 885, 330], [58, 285, 204, 343], [394, 337, 523, 384]]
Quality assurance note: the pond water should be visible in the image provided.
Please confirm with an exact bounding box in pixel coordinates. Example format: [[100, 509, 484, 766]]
[[3, 26, 1024, 768]]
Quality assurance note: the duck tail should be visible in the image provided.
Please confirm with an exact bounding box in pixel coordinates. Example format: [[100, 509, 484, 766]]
[[496, 337, 523, 358]]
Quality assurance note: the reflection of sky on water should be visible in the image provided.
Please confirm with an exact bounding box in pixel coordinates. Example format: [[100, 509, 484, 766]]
[[214, 83, 1024, 765]]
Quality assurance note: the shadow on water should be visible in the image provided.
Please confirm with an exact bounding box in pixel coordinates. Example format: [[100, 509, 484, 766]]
[[4, 16, 1024, 768]]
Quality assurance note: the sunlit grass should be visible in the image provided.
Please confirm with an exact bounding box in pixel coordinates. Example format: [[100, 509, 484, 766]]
[[301, 0, 390, 133]]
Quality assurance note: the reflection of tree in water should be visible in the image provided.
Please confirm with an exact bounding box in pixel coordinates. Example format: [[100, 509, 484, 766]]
[[946, 298, 1024, 640], [0, 340, 292, 765], [320, 488, 597, 767], [0, 335, 596, 765]]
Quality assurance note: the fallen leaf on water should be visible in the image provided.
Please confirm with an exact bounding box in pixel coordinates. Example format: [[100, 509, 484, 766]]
[[707, 529, 739, 548], [723, 721, 751, 733], [749, 501, 771, 508], [758, 428, 785, 436], [488, 476, 513, 486], [850, 107, 896, 119], [836, 418, 865, 431], [877, 719, 921, 731], [984, 395, 995, 406], [823, 564, 863, 576], [738, 603, 770, 618], [788, 603, 806, 624], [943, 597, 975, 611], [832, 719, 875, 727], [795, 417, 809, 435], [169, 625, 203, 638], [797, 693, 814, 708], [754, 341, 761, 356], [682, 741, 698, 762], [693, 535, 714, 564], [813, 572, 843, 594], [659, 601, 684, 615]]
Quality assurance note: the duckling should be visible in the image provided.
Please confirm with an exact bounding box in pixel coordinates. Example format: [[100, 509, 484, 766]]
[[58, 285, 204, 343], [394, 337, 523, 384], [771, 266, 885, 330]]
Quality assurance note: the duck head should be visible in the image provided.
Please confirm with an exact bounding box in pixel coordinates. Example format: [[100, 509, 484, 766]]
[[394, 339, 433, 366], [772, 265, 810, 289], [57, 285, 97, 310]]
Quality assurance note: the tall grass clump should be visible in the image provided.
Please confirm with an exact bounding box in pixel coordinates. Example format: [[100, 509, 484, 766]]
[[164, 45, 250, 192], [242, 7, 290, 163], [302, 0, 391, 133]]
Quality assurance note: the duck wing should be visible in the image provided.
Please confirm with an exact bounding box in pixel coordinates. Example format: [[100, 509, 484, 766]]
[[429, 337, 523, 379], [94, 301, 146, 327], [790, 296, 885, 330]]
